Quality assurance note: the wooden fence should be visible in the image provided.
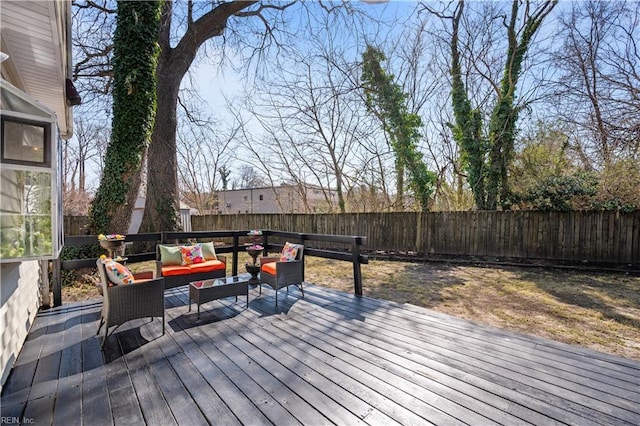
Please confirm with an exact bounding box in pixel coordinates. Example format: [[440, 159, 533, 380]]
[[65, 211, 640, 266], [191, 211, 639, 265]]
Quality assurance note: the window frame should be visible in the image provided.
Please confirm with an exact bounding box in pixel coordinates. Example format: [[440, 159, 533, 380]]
[[1, 115, 52, 167], [0, 82, 61, 263]]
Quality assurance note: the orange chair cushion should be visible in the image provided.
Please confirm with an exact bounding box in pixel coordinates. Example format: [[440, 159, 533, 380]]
[[261, 262, 277, 276], [161, 265, 191, 276], [161, 259, 225, 276], [189, 259, 225, 273]]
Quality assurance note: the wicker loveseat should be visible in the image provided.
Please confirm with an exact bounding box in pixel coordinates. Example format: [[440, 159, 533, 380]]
[[155, 243, 227, 289], [96, 259, 165, 348]]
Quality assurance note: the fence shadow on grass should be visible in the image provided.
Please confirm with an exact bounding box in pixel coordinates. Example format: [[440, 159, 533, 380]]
[[519, 269, 640, 330]]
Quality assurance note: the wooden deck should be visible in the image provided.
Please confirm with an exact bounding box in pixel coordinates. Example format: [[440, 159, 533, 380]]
[[2, 283, 639, 425]]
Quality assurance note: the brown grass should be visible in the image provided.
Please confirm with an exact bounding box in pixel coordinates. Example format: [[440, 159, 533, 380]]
[[64, 255, 640, 360]]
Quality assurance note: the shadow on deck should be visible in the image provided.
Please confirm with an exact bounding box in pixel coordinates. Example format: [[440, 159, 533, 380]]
[[2, 283, 639, 425]]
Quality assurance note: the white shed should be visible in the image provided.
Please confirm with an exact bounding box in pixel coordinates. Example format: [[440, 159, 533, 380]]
[[127, 195, 195, 233]]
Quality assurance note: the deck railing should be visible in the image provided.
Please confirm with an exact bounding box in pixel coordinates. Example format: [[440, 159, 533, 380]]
[[52, 230, 368, 307]]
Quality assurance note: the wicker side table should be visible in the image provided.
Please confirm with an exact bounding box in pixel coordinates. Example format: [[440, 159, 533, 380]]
[[189, 274, 250, 319]]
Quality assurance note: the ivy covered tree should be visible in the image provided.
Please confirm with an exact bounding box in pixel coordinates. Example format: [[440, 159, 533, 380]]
[[486, 0, 557, 210], [88, 0, 161, 234], [443, 0, 557, 210], [448, 2, 487, 210], [361, 45, 437, 211]]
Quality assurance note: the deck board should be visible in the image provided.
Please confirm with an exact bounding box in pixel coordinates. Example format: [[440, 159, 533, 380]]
[[2, 283, 639, 425], [292, 301, 613, 425], [301, 293, 638, 422]]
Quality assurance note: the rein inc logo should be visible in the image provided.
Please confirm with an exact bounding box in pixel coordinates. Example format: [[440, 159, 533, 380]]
[[1, 418, 34, 424]]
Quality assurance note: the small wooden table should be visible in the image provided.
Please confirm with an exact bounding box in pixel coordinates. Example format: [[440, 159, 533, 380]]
[[189, 274, 250, 319]]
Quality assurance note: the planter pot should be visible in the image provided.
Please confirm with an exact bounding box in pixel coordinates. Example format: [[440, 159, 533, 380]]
[[245, 263, 260, 284]]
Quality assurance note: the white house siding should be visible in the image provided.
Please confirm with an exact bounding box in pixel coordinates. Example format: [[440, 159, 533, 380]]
[[0, 261, 43, 389], [0, 0, 71, 389]]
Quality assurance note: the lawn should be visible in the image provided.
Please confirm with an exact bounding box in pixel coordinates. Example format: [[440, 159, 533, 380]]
[[64, 254, 640, 361]]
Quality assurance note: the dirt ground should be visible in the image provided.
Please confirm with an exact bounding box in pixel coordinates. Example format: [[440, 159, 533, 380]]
[[64, 256, 640, 361]]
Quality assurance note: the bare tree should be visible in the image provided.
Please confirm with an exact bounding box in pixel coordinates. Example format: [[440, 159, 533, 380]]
[[72, 0, 116, 109], [238, 39, 375, 213], [74, 1, 366, 230], [62, 112, 110, 214], [233, 165, 266, 190], [552, 0, 640, 169], [176, 98, 238, 213], [139, 1, 370, 231], [377, 11, 471, 211]]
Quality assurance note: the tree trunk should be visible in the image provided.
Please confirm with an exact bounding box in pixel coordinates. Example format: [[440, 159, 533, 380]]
[[88, 0, 161, 234], [449, 1, 487, 210], [395, 160, 404, 210], [139, 67, 182, 232], [139, 0, 257, 232], [486, 0, 557, 210]]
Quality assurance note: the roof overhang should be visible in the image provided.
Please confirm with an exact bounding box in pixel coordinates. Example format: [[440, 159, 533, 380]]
[[0, 0, 73, 139]]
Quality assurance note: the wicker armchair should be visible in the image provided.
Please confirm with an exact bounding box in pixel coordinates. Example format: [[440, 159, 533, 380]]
[[259, 244, 304, 306], [96, 259, 165, 348]]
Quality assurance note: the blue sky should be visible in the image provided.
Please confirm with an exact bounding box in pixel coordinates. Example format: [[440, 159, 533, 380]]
[[185, 1, 418, 131]]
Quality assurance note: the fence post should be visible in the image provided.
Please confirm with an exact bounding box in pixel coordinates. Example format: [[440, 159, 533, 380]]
[[52, 257, 62, 307], [299, 233, 306, 282], [416, 211, 423, 254], [262, 232, 269, 257], [232, 233, 240, 276], [353, 237, 363, 296]]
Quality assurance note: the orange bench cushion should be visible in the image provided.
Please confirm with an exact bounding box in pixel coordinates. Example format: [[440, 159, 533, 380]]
[[162, 259, 225, 276], [261, 262, 277, 276], [189, 260, 225, 273]]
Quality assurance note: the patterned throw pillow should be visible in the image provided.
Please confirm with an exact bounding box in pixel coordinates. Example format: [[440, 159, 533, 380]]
[[180, 244, 204, 265], [103, 258, 135, 285], [200, 241, 217, 260], [279, 242, 300, 262]]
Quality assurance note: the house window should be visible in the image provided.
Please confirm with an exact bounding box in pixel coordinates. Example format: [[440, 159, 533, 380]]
[[1, 116, 50, 166], [243, 195, 248, 201], [259, 194, 264, 201], [0, 80, 61, 262], [1, 169, 53, 258]]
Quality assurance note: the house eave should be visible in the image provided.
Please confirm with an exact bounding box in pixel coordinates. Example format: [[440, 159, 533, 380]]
[[0, 0, 73, 139]]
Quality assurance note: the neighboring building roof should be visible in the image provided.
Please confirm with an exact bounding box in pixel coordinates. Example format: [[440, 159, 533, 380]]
[[1, 0, 73, 138]]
